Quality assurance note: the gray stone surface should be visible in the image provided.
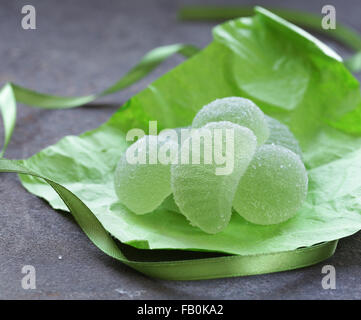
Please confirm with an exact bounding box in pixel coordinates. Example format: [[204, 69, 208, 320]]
[[0, 0, 361, 299]]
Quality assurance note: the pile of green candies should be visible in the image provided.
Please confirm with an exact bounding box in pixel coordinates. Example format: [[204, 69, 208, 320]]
[[114, 97, 308, 234]]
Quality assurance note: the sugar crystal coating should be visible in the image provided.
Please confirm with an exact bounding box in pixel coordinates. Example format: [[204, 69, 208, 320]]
[[233, 144, 308, 225], [265, 116, 302, 157], [192, 97, 269, 146], [171, 121, 257, 234], [114, 135, 178, 214]]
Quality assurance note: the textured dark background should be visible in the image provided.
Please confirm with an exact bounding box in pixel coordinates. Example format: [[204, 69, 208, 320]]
[[1, 0, 361, 299]]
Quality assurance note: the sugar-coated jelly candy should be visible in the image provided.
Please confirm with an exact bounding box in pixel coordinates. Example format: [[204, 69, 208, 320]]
[[233, 144, 308, 225], [265, 116, 302, 157], [192, 97, 269, 146], [171, 121, 257, 234], [114, 135, 178, 214]]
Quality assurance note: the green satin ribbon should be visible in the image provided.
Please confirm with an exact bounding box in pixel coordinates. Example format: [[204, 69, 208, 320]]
[[2, 7, 358, 279], [0, 159, 337, 280]]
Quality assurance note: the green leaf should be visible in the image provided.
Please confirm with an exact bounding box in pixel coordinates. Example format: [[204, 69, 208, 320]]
[[16, 7, 361, 257], [179, 5, 361, 73]]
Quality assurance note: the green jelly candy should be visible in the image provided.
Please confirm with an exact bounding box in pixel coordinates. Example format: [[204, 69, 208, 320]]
[[114, 135, 178, 214], [265, 115, 302, 157], [192, 97, 269, 146], [233, 144, 308, 225], [171, 121, 257, 234]]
